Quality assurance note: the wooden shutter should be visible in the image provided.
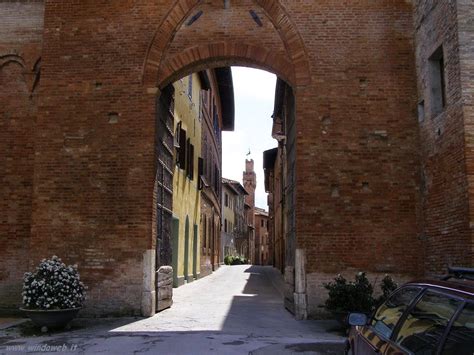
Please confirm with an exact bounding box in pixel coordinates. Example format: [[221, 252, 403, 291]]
[[178, 128, 186, 169]]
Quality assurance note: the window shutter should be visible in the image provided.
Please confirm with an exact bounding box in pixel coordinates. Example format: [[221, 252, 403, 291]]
[[186, 138, 191, 177], [178, 127, 186, 169], [189, 143, 194, 180]]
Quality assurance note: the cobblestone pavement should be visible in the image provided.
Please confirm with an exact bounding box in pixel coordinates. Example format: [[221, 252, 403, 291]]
[[0, 265, 345, 354]]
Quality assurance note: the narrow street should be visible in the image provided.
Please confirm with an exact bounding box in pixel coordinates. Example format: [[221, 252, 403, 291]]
[[1, 265, 345, 354]]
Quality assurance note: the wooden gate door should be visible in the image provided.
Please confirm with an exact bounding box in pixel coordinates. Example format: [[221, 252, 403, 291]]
[[155, 85, 175, 311]]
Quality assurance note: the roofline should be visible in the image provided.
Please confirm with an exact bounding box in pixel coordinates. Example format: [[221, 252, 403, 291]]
[[222, 179, 248, 196]]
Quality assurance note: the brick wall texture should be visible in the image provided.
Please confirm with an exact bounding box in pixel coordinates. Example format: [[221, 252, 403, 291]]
[[0, 0, 44, 310], [0, 0, 472, 316]]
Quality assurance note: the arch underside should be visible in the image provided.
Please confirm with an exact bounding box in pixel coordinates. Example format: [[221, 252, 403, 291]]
[[143, 0, 311, 89]]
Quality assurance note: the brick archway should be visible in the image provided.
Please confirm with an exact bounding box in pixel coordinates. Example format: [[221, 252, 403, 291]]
[[1, 0, 435, 319], [156, 42, 295, 88], [142, 0, 311, 88]]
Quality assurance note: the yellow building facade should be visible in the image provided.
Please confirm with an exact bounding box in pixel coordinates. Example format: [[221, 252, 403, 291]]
[[172, 73, 203, 286]]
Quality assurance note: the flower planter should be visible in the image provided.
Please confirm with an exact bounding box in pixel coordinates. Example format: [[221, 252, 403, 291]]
[[20, 307, 81, 331], [21, 256, 86, 333]]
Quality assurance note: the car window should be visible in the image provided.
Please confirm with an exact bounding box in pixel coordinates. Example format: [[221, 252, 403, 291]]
[[441, 303, 474, 355], [370, 287, 422, 339], [395, 290, 462, 354]]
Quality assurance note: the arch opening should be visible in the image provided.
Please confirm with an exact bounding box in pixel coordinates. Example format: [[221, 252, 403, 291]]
[[152, 63, 298, 316]]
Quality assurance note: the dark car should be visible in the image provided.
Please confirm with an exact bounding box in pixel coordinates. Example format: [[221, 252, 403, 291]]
[[346, 267, 474, 355]]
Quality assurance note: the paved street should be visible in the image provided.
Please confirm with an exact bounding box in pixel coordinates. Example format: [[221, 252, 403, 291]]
[[0, 265, 345, 354]]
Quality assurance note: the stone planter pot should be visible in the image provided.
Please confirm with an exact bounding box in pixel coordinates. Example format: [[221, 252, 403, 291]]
[[331, 311, 349, 328], [20, 308, 81, 332]]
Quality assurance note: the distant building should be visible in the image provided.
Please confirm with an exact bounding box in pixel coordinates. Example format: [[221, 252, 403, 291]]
[[222, 178, 248, 260], [254, 207, 270, 265], [264, 147, 284, 272], [199, 68, 234, 275], [243, 159, 257, 264]]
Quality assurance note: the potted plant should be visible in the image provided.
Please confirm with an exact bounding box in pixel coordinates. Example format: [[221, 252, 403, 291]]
[[21, 256, 86, 332]]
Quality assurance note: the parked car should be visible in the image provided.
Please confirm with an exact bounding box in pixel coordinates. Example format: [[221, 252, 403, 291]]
[[346, 267, 474, 354]]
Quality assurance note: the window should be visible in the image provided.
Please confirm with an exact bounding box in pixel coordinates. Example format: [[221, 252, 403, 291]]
[[186, 139, 194, 180], [177, 126, 186, 169], [370, 287, 422, 339], [224, 219, 227, 233], [187, 75, 193, 99], [442, 303, 474, 355], [174, 121, 182, 148], [395, 291, 462, 354], [225, 193, 229, 207], [429, 46, 446, 116], [417, 100, 425, 123]]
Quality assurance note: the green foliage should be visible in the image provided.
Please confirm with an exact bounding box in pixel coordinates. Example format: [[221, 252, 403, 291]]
[[224, 255, 247, 265], [324, 272, 398, 315], [377, 274, 398, 304], [324, 272, 374, 314]]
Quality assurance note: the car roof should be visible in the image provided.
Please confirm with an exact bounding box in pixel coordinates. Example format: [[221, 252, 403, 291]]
[[405, 279, 474, 300]]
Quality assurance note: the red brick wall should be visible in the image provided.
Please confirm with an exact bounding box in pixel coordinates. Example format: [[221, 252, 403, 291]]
[[3, 0, 472, 316], [414, 0, 471, 274], [29, 1, 167, 315], [293, 1, 423, 276], [0, 0, 44, 311], [457, 0, 474, 269]]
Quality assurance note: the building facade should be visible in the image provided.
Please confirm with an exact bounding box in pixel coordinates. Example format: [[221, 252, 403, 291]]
[[222, 178, 248, 260], [222, 179, 237, 259], [264, 147, 285, 273], [1, 1, 474, 318], [254, 207, 270, 266], [199, 68, 234, 276], [171, 73, 203, 287]]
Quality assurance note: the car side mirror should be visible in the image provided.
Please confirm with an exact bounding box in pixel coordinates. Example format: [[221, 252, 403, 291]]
[[348, 313, 368, 326]]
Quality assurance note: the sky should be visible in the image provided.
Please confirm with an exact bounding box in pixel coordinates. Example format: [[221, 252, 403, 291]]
[[222, 67, 277, 210]]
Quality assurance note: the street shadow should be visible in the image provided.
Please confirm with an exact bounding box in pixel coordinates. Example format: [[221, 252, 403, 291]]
[[0, 266, 345, 354]]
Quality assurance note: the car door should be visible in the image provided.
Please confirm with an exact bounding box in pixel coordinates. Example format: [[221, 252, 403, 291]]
[[439, 302, 474, 354], [390, 289, 463, 354], [352, 286, 422, 354]]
